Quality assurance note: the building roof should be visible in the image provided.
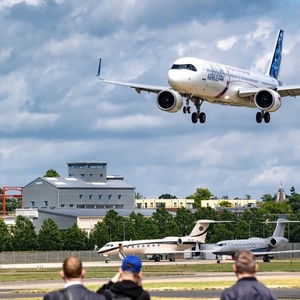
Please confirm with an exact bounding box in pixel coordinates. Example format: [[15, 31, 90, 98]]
[[38, 208, 157, 218], [25, 177, 135, 189]]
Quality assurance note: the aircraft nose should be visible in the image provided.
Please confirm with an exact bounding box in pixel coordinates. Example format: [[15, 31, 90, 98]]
[[168, 69, 184, 88]]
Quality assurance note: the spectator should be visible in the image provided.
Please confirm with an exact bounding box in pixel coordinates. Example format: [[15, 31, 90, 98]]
[[44, 255, 105, 300], [220, 250, 277, 300], [97, 255, 150, 300]]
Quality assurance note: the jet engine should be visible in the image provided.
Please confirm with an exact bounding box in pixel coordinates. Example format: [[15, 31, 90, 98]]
[[269, 237, 279, 247], [156, 90, 183, 113], [177, 237, 196, 245], [254, 89, 282, 112]]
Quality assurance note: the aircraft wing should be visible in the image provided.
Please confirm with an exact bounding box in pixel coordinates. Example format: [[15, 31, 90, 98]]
[[238, 86, 300, 98], [252, 249, 300, 256], [98, 78, 169, 95]]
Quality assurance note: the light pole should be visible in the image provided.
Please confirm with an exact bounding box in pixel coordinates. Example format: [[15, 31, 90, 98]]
[[248, 220, 251, 238], [123, 222, 126, 241]]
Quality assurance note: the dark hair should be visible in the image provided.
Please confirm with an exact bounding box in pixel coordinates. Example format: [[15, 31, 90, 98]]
[[234, 250, 256, 274], [62, 256, 82, 278]]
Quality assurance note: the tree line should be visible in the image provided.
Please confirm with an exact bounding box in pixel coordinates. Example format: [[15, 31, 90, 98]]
[[1, 197, 300, 251]]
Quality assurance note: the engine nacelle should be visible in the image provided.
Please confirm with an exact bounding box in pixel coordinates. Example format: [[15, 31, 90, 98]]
[[177, 237, 196, 245], [156, 90, 183, 113], [254, 89, 282, 112], [269, 237, 279, 247]]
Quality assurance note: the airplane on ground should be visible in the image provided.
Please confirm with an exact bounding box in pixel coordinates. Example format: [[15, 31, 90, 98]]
[[97, 29, 300, 124], [97, 219, 217, 262], [211, 218, 300, 263]]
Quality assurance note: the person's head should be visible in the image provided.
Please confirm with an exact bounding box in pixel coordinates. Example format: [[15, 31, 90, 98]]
[[120, 255, 142, 284], [233, 250, 258, 277], [60, 256, 86, 282]]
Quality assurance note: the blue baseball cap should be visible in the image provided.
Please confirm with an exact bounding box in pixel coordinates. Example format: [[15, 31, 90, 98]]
[[121, 255, 142, 273]]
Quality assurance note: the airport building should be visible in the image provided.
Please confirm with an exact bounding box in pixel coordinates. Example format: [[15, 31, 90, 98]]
[[135, 198, 194, 210], [22, 161, 135, 210]]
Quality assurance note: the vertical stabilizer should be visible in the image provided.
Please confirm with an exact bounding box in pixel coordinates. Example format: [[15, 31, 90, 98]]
[[266, 29, 284, 79], [272, 218, 287, 237], [188, 219, 215, 242]]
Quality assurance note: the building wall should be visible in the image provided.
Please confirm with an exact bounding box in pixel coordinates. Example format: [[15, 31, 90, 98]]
[[135, 198, 194, 209], [201, 198, 257, 209], [22, 178, 58, 208], [68, 162, 107, 183]]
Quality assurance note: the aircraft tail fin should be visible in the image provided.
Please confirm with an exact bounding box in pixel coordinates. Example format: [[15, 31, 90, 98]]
[[188, 219, 216, 243], [266, 29, 284, 79], [271, 218, 288, 237]]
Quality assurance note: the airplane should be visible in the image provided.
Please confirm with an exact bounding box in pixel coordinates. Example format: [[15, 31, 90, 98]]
[[97, 29, 300, 124], [96, 219, 218, 262], [211, 218, 300, 263]]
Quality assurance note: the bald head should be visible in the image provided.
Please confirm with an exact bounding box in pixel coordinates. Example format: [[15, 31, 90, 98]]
[[62, 256, 83, 279]]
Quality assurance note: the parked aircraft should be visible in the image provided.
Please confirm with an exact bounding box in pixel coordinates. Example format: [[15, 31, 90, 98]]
[[211, 218, 300, 263], [97, 219, 217, 262], [97, 30, 300, 124]]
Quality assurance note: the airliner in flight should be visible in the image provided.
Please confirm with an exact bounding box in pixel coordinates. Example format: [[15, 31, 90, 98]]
[[211, 218, 300, 263], [97, 219, 216, 262], [97, 29, 300, 124]]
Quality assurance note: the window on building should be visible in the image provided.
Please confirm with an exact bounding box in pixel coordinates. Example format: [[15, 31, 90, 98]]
[[90, 174, 93, 177], [118, 195, 122, 200], [79, 195, 83, 200], [60, 204, 65, 208], [89, 195, 93, 200], [145, 203, 147, 208], [44, 201, 48, 207], [31, 201, 35, 207], [108, 195, 112, 200], [69, 204, 74, 208], [137, 203, 142, 209], [100, 174, 103, 178], [80, 174, 85, 178], [115, 204, 124, 209], [99, 195, 103, 200], [77, 204, 85, 208], [150, 203, 153, 208]]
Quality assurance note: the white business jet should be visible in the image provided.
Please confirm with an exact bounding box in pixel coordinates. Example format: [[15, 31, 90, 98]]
[[212, 218, 300, 263], [97, 29, 300, 124], [97, 219, 216, 262]]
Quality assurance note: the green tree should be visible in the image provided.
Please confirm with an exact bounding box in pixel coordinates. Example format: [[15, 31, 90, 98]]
[[0, 218, 12, 251], [219, 200, 232, 207], [103, 210, 123, 241], [135, 192, 144, 199], [261, 194, 275, 202], [158, 194, 177, 199], [38, 218, 62, 250], [62, 223, 88, 250], [287, 193, 300, 213], [261, 201, 292, 216], [152, 208, 174, 238], [175, 207, 195, 236], [44, 169, 60, 177], [186, 188, 212, 208], [89, 221, 110, 249], [11, 216, 37, 251]]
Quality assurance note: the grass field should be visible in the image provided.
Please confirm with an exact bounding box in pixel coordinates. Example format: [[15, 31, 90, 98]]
[[1, 260, 300, 300]]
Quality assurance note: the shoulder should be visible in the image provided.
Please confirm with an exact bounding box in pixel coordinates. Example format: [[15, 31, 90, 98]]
[[136, 289, 150, 300], [43, 290, 64, 300]]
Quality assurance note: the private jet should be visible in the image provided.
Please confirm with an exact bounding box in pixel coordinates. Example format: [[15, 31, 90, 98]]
[[97, 219, 217, 262]]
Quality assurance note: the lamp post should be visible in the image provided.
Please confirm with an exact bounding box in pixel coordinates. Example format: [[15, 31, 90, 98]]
[[248, 220, 251, 238], [123, 222, 126, 241]]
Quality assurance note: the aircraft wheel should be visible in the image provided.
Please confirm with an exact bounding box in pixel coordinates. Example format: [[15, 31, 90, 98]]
[[191, 112, 198, 123], [183, 106, 187, 114], [264, 112, 270, 123], [154, 256, 161, 262], [187, 106, 191, 114], [256, 112, 263, 123], [199, 112, 206, 123], [105, 258, 110, 263]]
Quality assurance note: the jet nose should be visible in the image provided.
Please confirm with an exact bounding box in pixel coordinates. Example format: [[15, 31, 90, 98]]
[[167, 69, 183, 89]]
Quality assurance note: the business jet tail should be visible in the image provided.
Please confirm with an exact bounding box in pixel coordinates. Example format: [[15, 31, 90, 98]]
[[188, 219, 217, 242], [266, 29, 284, 79], [270, 218, 288, 237]]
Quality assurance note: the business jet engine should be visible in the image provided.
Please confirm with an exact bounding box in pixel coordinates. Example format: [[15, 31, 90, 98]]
[[177, 237, 196, 245], [269, 237, 279, 247], [254, 89, 282, 112], [156, 90, 183, 113]]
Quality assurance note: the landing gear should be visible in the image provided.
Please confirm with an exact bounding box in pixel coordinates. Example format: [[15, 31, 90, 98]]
[[263, 255, 271, 262], [256, 111, 271, 123], [168, 256, 176, 262], [105, 258, 110, 263], [216, 255, 221, 264], [183, 98, 191, 114], [189, 97, 206, 124]]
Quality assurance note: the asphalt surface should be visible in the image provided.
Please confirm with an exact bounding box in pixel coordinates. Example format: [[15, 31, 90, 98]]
[[1, 261, 300, 298]]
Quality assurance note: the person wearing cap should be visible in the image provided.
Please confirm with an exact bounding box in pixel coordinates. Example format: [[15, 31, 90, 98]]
[[97, 255, 150, 300], [220, 250, 277, 300]]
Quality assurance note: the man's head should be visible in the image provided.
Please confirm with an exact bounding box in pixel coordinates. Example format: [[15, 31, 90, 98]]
[[121, 255, 142, 274], [234, 250, 258, 276], [60, 256, 85, 282]]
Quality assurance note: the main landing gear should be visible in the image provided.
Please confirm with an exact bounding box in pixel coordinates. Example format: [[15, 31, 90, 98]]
[[183, 97, 206, 124], [256, 111, 271, 123]]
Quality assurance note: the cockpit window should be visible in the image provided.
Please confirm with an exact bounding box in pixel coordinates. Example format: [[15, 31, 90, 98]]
[[171, 64, 197, 72]]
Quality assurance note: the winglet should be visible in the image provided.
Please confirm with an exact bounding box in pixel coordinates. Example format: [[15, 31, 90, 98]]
[[266, 29, 284, 79], [96, 58, 102, 78]]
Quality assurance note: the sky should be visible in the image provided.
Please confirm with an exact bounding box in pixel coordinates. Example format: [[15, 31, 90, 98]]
[[1, 0, 300, 201]]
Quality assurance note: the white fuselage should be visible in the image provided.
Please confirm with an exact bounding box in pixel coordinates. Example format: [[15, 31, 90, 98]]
[[212, 236, 288, 256], [168, 57, 280, 107], [97, 237, 196, 257]]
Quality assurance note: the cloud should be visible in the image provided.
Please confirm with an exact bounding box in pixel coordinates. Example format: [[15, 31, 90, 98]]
[[217, 36, 238, 51]]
